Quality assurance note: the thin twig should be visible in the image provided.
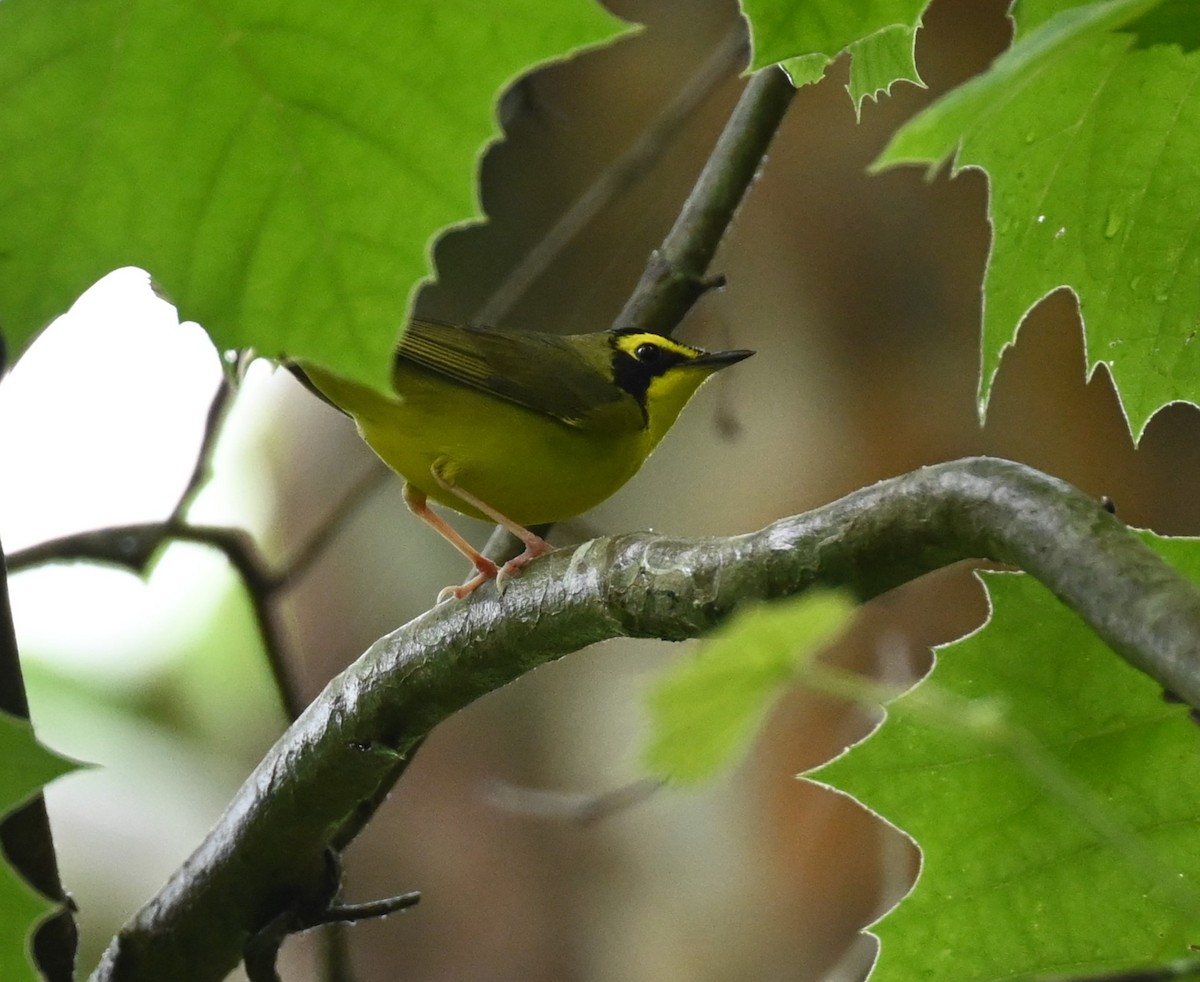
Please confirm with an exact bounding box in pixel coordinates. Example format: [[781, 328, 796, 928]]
[[175, 380, 306, 717], [6, 368, 393, 723], [474, 27, 747, 328], [317, 893, 421, 925], [7, 519, 306, 719], [613, 65, 796, 334], [484, 777, 662, 825], [171, 524, 304, 720], [170, 378, 235, 524], [8, 500, 359, 721], [318, 923, 357, 982], [8, 523, 167, 576], [272, 462, 391, 588], [4, 374, 313, 718]]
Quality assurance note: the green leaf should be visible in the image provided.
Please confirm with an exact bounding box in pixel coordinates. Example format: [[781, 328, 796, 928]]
[[1015, 0, 1126, 36], [0, 0, 631, 390], [644, 590, 856, 786], [1016, 0, 1198, 42], [741, 0, 927, 106], [1123, 0, 1200, 52], [780, 54, 834, 89], [741, 0, 928, 66], [847, 25, 924, 113], [0, 862, 46, 982], [0, 711, 81, 982], [0, 712, 77, 819], [814, 537, 1200, 981], [874, 0, 1200, 437]]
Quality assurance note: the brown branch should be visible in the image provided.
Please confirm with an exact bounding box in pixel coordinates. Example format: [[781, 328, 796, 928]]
[[172, 379, 307, 718]]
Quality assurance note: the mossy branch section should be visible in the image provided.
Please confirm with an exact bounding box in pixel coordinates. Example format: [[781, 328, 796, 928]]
[[91, 457, 1200, 982]]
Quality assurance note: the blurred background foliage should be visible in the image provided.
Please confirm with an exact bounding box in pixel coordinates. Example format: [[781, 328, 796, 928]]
[[6, 0, 1200, 978]]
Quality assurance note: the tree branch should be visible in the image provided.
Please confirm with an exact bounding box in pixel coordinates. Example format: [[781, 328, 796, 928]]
[[6, 456, 389, 724], [474, 27, 747, 328], [7, 518, 305, 720], [612, 64, 796, 333], [89, 457, 1200, 982], [169, 376, 235, 525]]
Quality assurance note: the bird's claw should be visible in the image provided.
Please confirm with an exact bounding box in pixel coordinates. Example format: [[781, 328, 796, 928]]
[[495, 558, 522, 595], [436, 544, 551, 602], [436, 584, 464, 604], [436, 557, 500, 603]]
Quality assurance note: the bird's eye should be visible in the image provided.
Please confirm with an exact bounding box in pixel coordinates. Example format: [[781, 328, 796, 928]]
[[635, 343, 662, 363]]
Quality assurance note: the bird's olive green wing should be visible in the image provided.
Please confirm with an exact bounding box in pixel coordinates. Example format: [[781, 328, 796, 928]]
[[395, 319, 627, 427]]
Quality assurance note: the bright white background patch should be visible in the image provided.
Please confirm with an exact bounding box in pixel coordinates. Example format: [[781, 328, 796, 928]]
[[1, 268, 231, 680]]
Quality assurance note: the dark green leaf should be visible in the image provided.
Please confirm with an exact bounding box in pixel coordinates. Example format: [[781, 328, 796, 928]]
[[815, 536, 1200, 981], [875, 0, 1200, 437]]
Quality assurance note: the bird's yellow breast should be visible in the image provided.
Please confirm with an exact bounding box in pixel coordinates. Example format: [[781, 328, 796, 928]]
[[304, 362, 652, 525]]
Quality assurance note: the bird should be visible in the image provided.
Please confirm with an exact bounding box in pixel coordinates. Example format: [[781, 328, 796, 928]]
[[295, 318, 753, 601]]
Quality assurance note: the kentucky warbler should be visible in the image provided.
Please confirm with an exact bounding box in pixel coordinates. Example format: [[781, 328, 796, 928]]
[[297, 319, 753, 601]]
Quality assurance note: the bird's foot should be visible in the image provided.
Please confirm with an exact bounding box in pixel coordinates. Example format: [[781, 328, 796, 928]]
[[495, 537, 553, 594], [436, 555, 500, 603]]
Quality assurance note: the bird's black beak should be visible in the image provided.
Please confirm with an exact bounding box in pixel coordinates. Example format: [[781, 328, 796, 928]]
[[690, 348, 755, 369]]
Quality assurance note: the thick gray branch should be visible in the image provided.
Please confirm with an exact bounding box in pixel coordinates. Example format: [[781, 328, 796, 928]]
[[91, 458, 1200, 982]]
